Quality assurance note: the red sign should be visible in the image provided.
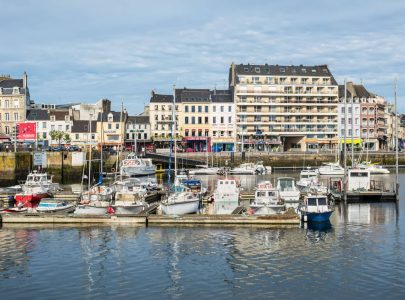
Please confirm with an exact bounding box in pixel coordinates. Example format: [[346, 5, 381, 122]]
[[18, 122, 37, 140]]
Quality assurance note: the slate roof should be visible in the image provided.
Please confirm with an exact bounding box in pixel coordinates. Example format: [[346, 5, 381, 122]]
[[211, 89, 233, 103], [177, 88, 211, 102], [97, 111, 125, 122], [127, 115, 149, 124], [231, 64, 338, 85], [0, 79, 28, 95], [26, 109, 50, 121], [339, 83, 375, 99], [71, 120, 97, 133], [150, 92, 174, 103], [50, 110, 69, 121]]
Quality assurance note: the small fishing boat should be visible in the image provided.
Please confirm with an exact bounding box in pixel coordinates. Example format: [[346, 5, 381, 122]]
[[276, 177, 301, 209], [21, 171, 62, 193], [249, 181, 284, 215], [111, 177, 148, 214], [299, 195, 334, 222], [15, 185, 51, 210], [213, 178, 240, 214], [318, 162, 344, 176], [36, 200, 76, 213], [120, 153, 156, 177]]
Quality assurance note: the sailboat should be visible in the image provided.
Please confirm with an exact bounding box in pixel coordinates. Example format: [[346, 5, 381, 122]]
[[160, 85, 201, 215], [188, 138, 219, 175]]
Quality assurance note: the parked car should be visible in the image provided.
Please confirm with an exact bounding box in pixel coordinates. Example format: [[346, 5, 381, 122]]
[[66, 145, 80, 152], [49, 146, 64, 151]]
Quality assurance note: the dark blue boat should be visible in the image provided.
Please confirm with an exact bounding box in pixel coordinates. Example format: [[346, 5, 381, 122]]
[[300, 195, 334, 223]]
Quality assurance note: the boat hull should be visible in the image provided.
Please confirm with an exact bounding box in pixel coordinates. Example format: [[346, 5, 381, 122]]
[[305, 211, 333, 222], [160, 199, 200, 215], [15, 193, 49, 208], [36, 203, 76, 213], [111, 204, 146, 215], [249, 205, 284, 215], [73, 205, 108, 215]]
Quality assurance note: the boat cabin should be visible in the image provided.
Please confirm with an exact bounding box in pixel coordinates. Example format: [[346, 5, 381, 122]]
[[348, 169, 370, 191], [26, 172, 50, 185], [304, 196, 329, 213], [276, 177, 296, 192]]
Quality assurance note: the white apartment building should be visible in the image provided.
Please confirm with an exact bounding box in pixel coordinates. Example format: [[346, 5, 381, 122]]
[[125, 115, 152, 152], [211, 90, 235, 151], [229, 63, 339, 152]]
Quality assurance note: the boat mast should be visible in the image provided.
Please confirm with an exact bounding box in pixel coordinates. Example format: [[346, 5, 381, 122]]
[[88, 113, 93, 195], [173, 84, 177, 180], [115, 101, 124, 179], [394, 78, 399, 200], [351, 94, 354, 167], [100, 110, 104, 176], [343, 79, 347, 202]]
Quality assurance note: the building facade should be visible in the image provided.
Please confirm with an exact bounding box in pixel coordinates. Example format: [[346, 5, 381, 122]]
[[211, 90, 235, 151], [97, 111, 127, 148], [229, 64, 339, 152], [0, 72, 30, 136], [125, 115, 152, 152], [71, 120, 98, 147]]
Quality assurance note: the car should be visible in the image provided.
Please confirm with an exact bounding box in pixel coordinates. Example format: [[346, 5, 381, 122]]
[[49, 146, 64, 151], [66, 145, 80, 152]]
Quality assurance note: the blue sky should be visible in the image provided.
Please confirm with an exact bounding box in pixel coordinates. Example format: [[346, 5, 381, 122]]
[[1, 0, 404, 113]]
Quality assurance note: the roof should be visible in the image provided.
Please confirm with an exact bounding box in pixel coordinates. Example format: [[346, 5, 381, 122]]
[[177, 88, 211, 102], [0, 79, 23, 88], [339, 83, 376, 99], [49, 110, 69, 121], [26, 109, 50, 121], [71, 120, 97, 133], [127, 115, 149, 124], [231, 63, 338, 85], [150, 92, 174, 103], [211, 89, 233, 103], [97, 111, 126, 122]]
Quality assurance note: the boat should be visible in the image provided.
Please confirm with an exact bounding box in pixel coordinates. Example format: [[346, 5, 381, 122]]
[[21, 171, 61, 193], [213, 178, 240, 214], [249, 181, 284, 215], [188, 164, 220, 175], [229, 161, 270, 175], [15, 185, 51, 210], [80, 185, 115, 202], [357, 161, 390, 174], [318, 162, 344, 176], [111, 176, 148, 215], [120, 153, 156, 177], [296, 168, 319, 192], [299, 195, 334, 222], [0, 207, 28, 214], [160, 86, 201, 215], [36, 200, 76, 213], [74, 204, 109, 215], [276, 177, 301, 209]]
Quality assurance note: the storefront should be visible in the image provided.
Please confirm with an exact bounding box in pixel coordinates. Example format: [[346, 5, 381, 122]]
[[183, 137, 211, 152]]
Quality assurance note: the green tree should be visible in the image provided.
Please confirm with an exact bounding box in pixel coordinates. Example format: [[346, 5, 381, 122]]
[[63, 133, 71, 144], [49, 130, 64, 146]]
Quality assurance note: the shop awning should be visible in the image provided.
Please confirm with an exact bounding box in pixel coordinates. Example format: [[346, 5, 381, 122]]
[[341, 139, 362, 144]]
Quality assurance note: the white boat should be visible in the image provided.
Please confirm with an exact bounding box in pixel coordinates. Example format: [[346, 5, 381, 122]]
[[276, 177, 301, 209], [80, 185, 114, 202], [357, 161, 390, 174], [213, 178, 240, 214], [249, 181, 284, 215], [111, 202, 147, 214], [296, 168, 319, 192], [160, 183, 201, 215], [21, 171, 61, 193], [318, 162, 344, 176], [74, 204, 108, 215], [188, 165, 220, 175], [36, 200, 76, 213], [111, 177, 148, 215], [229, 161, 270, 175], [120, 153, 156, 177]]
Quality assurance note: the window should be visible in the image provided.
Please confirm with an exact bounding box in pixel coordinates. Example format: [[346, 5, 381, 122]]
[[192, 117, 195, 124], [213, 106, 216, 112], [5, 126, 9, 134], [198, 117, 202, 124], [42, 122, 46, 129], [205, 117, 208, 124], [5, 113, 9, 121], [228, 116, 232, 123], [228, 106, 232, 112], [198, 130, 202, 137], [191, 106, 195, 113], [108, 124, 112, 129], [205, 106, 208, 113], [43, 133, 47, 139], [191, 130, 196, 137], [51, 125, 55, 131], [116, 124, 119, 129], [91, 134, 95, 140], [220, 117, 224, 124], [185, 117, 189, 124], [185, 106, 189, 112], [213, 116, 216, 124], [66, 125, 70, 131], [5, 100, 9, 108], [14, 113, 18, 121], [198, 106, 202, 113], [221, 106, 224, 112], [58, 125, 62, 131], [14, 100, 19, 108]]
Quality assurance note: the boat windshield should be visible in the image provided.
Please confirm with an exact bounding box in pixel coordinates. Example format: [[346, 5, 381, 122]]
[[278, 179, 294, 191], [307, 198, 317, 206], [257, 191, 266, 197], [318, 198, 327, 205]]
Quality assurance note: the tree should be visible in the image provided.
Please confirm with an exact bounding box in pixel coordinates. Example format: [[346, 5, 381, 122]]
[[63, 133, 71, 144], [49, 130, 64, 146]]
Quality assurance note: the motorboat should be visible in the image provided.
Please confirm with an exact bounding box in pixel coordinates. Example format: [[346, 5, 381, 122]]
[[111, 177, 148, 215], [15, 185, 51, 210], [296, 168, 319, 192], [189, 165, 220, 175], [318, 162, 344, 176], [299, 195, 334, 222], [160, 179, 201, 215], [21, 171, 61, 193], [74, 204, 109, 215], [249, 181, 284, 215], [36, 200, 76, 213], [276, 177, 301, 209], [213, 178, 240, 214], [120, 153, 156, 177], [229, 161, 270, 175], [357, 161, 390, 174], [80, 185, 114, 202]]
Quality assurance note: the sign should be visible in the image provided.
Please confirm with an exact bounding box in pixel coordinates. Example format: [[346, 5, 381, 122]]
[[72, 152, 86, 166], [33, 152, 47, 167], [18, 122, 37, 140]]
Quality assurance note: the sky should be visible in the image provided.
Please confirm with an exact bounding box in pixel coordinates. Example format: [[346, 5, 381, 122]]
[[1, 0, 405, 114]]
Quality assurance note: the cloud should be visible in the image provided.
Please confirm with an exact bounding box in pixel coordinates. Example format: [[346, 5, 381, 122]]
[[1, 0, 405, 113]]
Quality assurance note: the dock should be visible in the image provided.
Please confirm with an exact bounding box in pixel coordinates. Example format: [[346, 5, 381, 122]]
[[0, 212, 300, 227]]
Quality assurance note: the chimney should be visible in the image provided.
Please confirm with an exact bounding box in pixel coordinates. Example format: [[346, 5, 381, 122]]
[[23, 71, 28, 89]]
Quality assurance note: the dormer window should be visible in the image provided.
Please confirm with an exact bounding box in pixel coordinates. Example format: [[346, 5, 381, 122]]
[[108, 113, 113, 122], [13, 87, 19, 95]]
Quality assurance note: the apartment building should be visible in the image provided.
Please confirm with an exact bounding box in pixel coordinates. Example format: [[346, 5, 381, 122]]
[[0, 72, 30, 135], [97, 111, 127, 148], [211, 90, 235, 151], [71, 120, 98, 147], [229, 63, 339, 152], [177, 88, 211, 152], [125, 115, 152, 152], [338, 83, 362, 149]]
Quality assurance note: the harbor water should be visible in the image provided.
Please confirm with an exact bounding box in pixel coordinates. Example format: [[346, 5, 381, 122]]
[[0, 171, 404, 299]]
